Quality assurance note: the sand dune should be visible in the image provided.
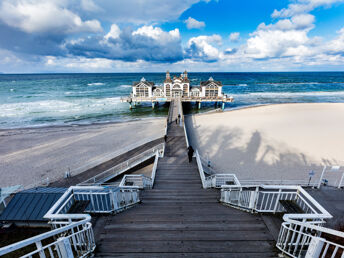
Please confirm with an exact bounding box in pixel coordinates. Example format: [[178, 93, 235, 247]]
[[186, 103, 344, 187]]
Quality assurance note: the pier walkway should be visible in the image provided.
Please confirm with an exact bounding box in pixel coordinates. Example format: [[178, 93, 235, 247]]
[[94, 99, 276, 257]]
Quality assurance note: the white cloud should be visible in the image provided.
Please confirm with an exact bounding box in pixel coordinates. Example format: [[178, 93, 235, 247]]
[[272, 0, 344, 18], [0, 0, 102, 34], [66, 25, 183, 62], [80, 0, 102, 12], [245, 29, 310, 59], [324, 27, 344, 54], [229, 32, 240, 42], [88, 0, 208, 24], [132, 26, 180, 42], [184, 17, 205, 29], [105, 24, 121, 40], [185, 34, 222, 61]]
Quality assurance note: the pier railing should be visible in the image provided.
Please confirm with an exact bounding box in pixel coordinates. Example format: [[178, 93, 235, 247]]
[[195, 150, 240, 189], [79, 143, 164, 185], [0, 185, 140, 257], [119, 175, 153, 189], [220, 184, 344, 257]]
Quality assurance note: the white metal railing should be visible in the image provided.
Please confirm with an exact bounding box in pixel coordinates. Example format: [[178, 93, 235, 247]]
[[0, 185, 140, 257], [195, 149, 240, 189], [220, 184, 344, 257], [119, 175, 153, 189], [79, 143, 164, 185], [240, 179, 318, 188], [118, 148, 162, 189], [151, 150, 160, 186]]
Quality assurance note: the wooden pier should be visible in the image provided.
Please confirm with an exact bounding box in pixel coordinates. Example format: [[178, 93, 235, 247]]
[[94, 99, 277, 257]]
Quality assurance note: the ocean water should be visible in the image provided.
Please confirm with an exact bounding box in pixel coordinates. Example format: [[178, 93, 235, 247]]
[[0, 72, 343, 129]]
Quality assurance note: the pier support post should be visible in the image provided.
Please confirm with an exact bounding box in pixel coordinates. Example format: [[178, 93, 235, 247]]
[[198, 102, 201, 109], [129, 102, 132, 109], [152, 102, 155, 109], [221, 102, 225, 111], [134, 102, 136, 107]]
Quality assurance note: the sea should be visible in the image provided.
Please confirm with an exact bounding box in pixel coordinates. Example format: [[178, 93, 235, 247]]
[[0, 72, 343, 129]]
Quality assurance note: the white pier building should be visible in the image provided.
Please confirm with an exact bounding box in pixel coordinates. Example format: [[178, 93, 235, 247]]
[[121, 71, 234, 109]]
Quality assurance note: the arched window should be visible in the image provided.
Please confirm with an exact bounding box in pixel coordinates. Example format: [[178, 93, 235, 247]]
[[165, 84, 171, 97], [191, 88, 200, 97], [205, 83, 218, 97], [172, 84, 182, 97], [153, 88, 163, 97], [136, 84, 149, 97], [183, 84, 189, 97]]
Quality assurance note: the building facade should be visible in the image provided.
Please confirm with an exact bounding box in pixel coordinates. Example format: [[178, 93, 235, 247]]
[[132, 71, 223, 98]]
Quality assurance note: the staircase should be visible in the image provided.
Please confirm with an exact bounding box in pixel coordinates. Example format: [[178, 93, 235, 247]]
[[94, 100, 277, 257]]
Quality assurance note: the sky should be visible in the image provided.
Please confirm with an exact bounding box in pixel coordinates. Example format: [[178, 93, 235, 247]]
[[0, 0, 343, 73]]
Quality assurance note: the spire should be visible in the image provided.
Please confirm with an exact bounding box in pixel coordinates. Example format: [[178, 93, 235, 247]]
[[209, 76, 214, 81], [184, 70, 188, 78], [140, 77, 146, 82], [166, 70, 170, 79]]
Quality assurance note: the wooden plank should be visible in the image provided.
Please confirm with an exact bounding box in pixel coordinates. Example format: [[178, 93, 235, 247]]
[[95, 252, 276, 258], [97, 240, 275, 253], [104, 221, 269, 231], [107, 214, 264, 222], [100, 230, 274, 241]]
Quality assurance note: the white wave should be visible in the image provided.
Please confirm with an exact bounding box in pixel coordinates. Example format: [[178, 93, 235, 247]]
[[0, 97, 124, 118], [238, 84, 247, 86], [119, 85, 131, 88], [87, 82, 105, 86]]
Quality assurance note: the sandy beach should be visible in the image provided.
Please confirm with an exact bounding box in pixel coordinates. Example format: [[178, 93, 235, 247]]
[[186, 103, 344, 187], [0, 118, 165, 188]]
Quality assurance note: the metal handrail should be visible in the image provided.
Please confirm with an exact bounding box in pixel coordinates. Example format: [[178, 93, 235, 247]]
[[0, 185, 141, 257], [220, 184, 344, 257], [80, 143, 164, 185]]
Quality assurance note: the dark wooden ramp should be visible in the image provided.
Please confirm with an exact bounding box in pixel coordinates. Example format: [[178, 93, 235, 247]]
[[94, 100, 277, 257]]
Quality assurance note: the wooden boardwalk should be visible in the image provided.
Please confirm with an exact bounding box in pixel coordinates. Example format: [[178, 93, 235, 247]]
[[94, 100, 277, 257]]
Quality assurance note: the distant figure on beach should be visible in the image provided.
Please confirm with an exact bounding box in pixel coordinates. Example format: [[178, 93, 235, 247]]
[[187, 146, 194, 163]]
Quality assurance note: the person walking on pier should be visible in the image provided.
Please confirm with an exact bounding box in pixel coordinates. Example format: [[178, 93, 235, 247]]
[[187, 146, 194, 163], [178, 114, 181, 124]]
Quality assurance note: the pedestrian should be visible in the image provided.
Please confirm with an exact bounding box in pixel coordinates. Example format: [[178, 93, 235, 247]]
[[187, 146, 194, 163], [164, 135, 167, 142], [178, 114, 181, 123], [175, 118, 177, 124]]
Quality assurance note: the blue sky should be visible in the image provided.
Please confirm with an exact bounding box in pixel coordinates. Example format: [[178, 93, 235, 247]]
[[0, 0, 343, 73]]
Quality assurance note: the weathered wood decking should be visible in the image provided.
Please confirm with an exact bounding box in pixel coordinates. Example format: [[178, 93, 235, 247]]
[[94, 100, 277, 257]]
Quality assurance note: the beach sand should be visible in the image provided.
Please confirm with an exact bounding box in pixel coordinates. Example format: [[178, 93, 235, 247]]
[[0, 119, 165, 188], [186, 103, 344, 187]]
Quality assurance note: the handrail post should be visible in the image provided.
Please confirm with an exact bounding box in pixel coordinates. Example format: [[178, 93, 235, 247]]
[[338, 171, 344, 189], [35, 241, 45, 258], [273, 189, 282, 214], [317, 166, 326, 189]]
